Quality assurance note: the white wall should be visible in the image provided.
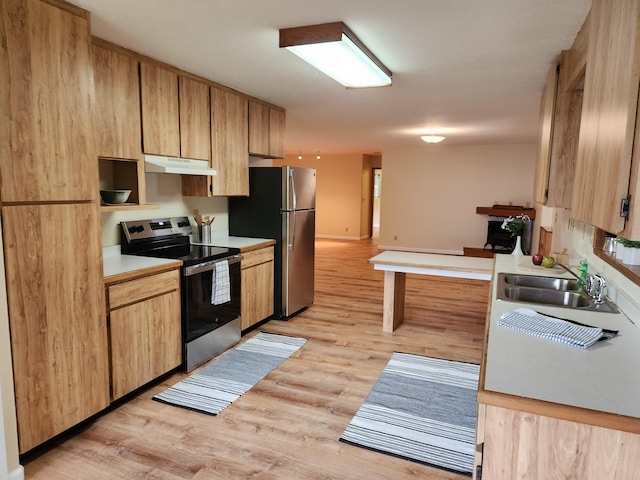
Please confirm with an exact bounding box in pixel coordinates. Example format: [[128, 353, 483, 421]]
[[101, 173, 229, 247], [379, 144, 537, 253]]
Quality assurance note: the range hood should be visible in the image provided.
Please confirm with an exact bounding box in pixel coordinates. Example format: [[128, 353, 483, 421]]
[[144, 155, 217, 176]]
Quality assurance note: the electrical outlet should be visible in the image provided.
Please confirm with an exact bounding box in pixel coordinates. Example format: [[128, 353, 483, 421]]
[[193, 209, 199, 215], [345, 227, 349, 232], [394, 235, 398, 241]]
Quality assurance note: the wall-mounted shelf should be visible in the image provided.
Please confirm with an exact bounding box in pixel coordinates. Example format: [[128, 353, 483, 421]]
[[100, 203, 159, 213], [99, 157, 150, 212], [476, 205, 536, 219]]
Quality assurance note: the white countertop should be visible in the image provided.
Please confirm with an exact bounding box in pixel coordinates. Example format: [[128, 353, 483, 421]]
[[103, 234, 275, 278], [483, 254, 640, 419], [103, 245, 181, 278], [190, 232, 275, 250]]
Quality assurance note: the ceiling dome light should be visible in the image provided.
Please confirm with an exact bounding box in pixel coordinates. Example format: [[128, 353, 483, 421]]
[[421, 135, 446, 144]]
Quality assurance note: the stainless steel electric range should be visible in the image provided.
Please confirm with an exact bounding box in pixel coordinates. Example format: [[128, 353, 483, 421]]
[[120, 216, 242, 371]]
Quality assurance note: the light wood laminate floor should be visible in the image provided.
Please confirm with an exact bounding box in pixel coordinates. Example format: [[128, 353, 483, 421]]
[[24, 237, 490, 479]]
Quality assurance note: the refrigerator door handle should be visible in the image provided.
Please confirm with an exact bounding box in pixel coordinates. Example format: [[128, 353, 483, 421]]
[[289, 211, 296, 251], [290, 168, 297, 211]]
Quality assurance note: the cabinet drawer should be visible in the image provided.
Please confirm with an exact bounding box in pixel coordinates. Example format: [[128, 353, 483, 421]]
[[241, 247, 274, 269], [108, 269, 180, 309]]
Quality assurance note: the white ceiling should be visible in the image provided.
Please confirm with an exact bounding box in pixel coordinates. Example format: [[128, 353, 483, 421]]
[[73, 0, 592, 155]]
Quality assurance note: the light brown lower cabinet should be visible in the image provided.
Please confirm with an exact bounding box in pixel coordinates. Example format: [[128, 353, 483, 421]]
[[3, 204, 110, 454], [106, 269, 182, 400], [476, 404, 640, 479], [241, 246, 275, 331]]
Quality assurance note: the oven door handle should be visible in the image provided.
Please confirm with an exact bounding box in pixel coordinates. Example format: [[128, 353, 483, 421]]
[[183, 254, 243, 276]]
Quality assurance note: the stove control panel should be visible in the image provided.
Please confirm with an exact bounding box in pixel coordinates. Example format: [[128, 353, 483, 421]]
[[121, 216, 193, 243]]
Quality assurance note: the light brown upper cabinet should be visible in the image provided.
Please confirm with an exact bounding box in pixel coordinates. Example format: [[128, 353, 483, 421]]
[[179, 76, 211, 161], [183, 87, 249, 196], [572, 0, 640, 233], [140, 62, 180, 156], [92, 43, 142, 161], [269, 108, 286, 158], [534, 17, 588, 210], [0, 0, 98, 203], [248, 101, 286, 158], [533, 60, 559, 205]]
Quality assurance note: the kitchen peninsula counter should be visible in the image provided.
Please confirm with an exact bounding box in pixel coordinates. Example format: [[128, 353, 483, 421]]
[[480, 254, 640, 429], [476, 254, 640, 479]]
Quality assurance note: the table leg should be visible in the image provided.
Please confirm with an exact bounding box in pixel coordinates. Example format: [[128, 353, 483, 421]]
[[383, 270, 406, 332]]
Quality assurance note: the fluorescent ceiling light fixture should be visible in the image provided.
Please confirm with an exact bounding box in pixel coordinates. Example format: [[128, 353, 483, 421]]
[[280, 22, 392, 88], [421, 135, 446, 143]]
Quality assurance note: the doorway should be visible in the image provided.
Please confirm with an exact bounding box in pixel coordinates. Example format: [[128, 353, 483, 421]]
[[372, 168, 381, 237]]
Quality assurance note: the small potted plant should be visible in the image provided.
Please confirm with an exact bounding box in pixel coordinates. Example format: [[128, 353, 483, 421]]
[[501, 214, 530, 255], [620, 238, 640, 265]]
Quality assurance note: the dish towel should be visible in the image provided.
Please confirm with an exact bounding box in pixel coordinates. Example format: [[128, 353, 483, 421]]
[[498, 308, 603, 348], [211, 260, 231, 305]]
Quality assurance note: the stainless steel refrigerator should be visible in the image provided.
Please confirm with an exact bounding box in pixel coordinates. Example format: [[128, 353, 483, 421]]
[[229, 166, 316, 319]]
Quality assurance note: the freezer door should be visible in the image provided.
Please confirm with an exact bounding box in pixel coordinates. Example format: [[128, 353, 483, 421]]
[[282, 209, 315, 316], [283, 166, 316, 211]]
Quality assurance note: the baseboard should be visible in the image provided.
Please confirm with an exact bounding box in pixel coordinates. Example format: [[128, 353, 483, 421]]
[[8, 465, 24, 480], [315, 234, 369, 241], [377, 245, 463, 255]]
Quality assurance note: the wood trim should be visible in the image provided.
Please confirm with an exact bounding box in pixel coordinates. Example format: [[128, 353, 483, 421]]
[[238, 240, 276, 253], [476, 206, 536, 219], [103, 262, 182, 286], [478, 388, 640, 435], [40, 0, 88, 18]]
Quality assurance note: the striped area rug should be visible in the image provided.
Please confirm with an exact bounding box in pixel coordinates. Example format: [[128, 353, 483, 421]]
[[340, 352, 480, 476], [153, 332, 307, 415]]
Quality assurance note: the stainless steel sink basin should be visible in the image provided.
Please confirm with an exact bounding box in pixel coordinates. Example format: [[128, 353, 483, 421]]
[[502, 274, 579, 291], [502, 287, 591, 308], [496, 273, 618, 313]]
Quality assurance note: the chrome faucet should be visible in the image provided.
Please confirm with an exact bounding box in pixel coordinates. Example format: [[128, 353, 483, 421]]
[[555, 262, 607, 304]]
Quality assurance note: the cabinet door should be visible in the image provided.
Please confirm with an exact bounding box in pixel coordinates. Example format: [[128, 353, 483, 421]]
[[533, 61, 559, 204], [269, 108, 286, 158], [179, 76, 211, 161], [92, 43, 141, 160], [0, 0, 97, 203], [180, 77, 213, 197], [140, 62, 180, 156], [241, 248, 274, 331], [248, 101, 270, 156], [110, 289, 181, 400], [3, 204, 109, 453], [211, 88, 249, 196], [546, 50, 584, 208], [572, 0, 640, 233]]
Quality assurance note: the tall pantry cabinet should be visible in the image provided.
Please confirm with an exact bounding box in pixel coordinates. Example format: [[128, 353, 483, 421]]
[[0, 0, 109, 454]]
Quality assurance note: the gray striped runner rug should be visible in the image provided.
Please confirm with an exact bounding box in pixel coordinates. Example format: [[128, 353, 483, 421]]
[[340, 352, 479, 476], [153, 332, 307, 415]]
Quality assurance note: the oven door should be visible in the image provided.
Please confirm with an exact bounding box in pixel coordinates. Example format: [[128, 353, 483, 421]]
[[181, 255, 242, 344]]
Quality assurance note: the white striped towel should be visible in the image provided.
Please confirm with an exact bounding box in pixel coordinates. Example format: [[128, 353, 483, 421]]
[[498, 308, 603, 349], [211, 260, 231, 305]]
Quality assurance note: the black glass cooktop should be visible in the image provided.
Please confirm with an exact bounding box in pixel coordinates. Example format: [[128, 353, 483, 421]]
[[141, 244, 238, 263]]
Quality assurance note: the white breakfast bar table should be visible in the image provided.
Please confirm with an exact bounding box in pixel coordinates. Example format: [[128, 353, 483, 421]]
[[369, 251, 494, 332]]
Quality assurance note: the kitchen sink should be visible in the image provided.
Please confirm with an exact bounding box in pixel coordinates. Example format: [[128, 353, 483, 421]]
[[496, 273, 618, 313], [501, 287, 591, 308], [502, 274, 579, 291]]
